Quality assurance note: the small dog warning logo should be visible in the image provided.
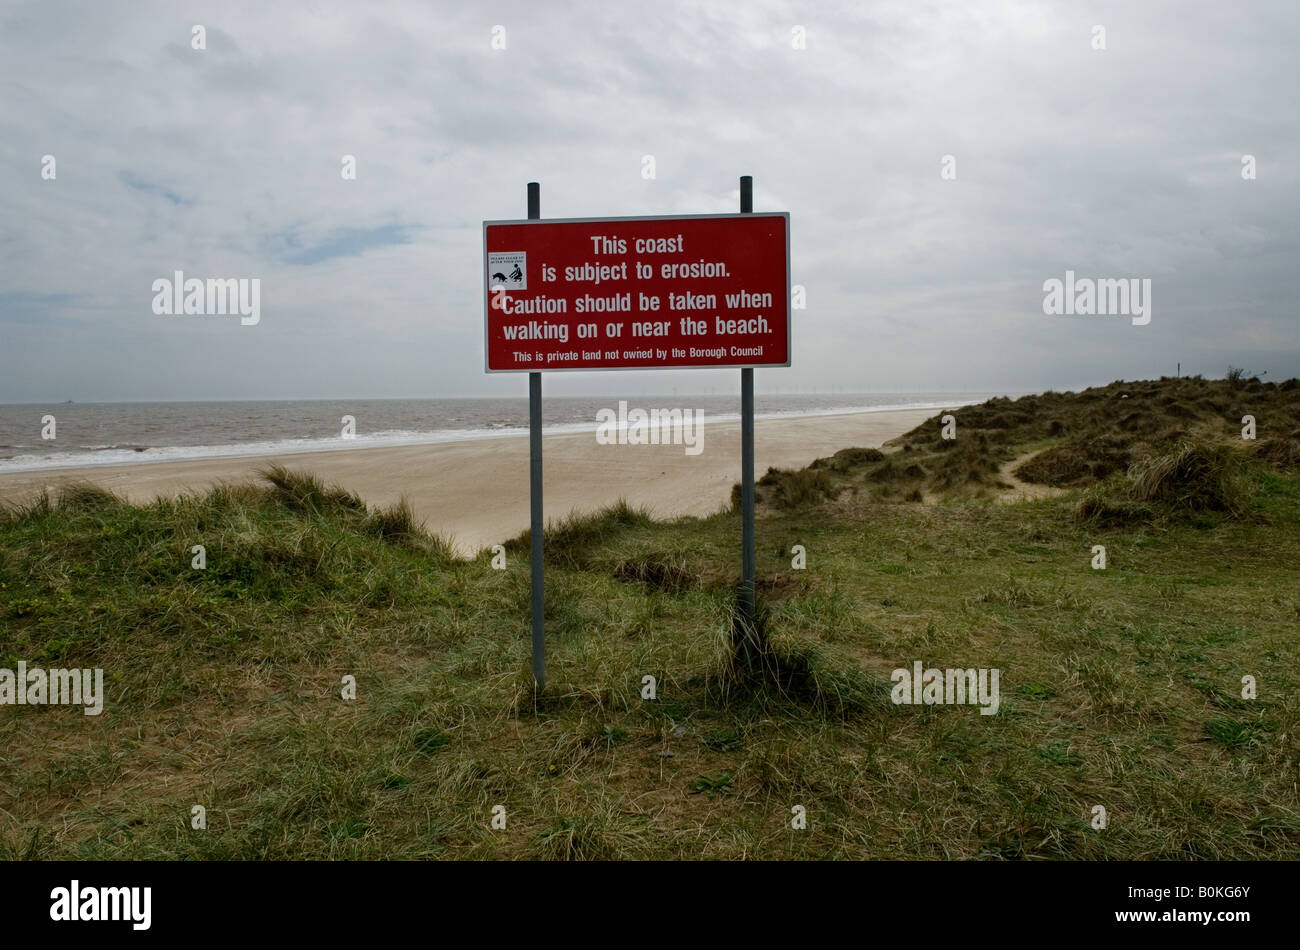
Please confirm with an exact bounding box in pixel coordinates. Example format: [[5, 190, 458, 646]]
[[488, 252, 526, 291]]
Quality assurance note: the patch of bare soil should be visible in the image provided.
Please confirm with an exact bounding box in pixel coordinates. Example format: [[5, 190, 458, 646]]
[[997, 450, 1069, 502]]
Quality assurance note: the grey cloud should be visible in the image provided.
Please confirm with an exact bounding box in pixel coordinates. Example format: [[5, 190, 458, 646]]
[[0, 0, 1296, 402]]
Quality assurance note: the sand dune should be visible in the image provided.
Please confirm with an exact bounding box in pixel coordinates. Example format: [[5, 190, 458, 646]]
[[0, 408, 934, 555]]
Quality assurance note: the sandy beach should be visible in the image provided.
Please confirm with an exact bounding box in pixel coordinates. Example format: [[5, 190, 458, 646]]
[[0, 408, 933, 555]]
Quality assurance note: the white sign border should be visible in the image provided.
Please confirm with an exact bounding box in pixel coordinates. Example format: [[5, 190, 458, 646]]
[[481, 211, 792, 373]]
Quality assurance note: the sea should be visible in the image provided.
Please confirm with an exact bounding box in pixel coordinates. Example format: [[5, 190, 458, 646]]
[[0, 392, 1026, 474]]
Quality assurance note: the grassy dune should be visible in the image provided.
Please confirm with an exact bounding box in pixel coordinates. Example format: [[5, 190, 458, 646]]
[[1, 375, 1298, 860]]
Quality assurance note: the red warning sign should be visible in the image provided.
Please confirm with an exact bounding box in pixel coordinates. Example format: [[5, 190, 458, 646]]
[[483, 212, 790, 372]]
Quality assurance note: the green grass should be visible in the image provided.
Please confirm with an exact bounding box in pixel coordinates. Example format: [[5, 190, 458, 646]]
[[2, 377, 1299, 860]]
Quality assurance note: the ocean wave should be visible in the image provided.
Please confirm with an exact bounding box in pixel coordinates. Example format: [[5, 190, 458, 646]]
[[0, 401, 976, 474]]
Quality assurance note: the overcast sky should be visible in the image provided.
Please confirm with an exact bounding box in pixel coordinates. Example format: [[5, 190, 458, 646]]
[[1, 0, 1296, 402]]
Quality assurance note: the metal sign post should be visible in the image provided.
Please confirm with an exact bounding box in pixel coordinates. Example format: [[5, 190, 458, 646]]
[[738, 175, 757, 654], [527, 181, 545, 692]]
